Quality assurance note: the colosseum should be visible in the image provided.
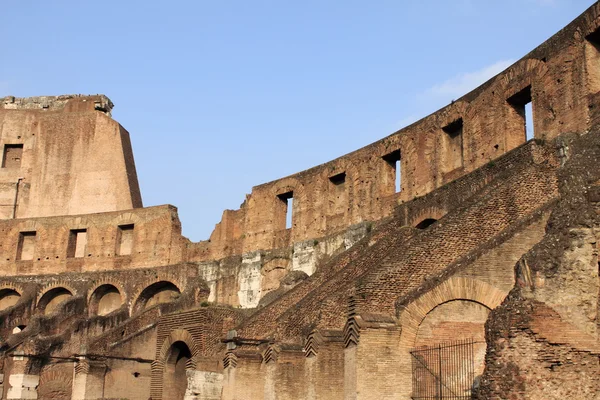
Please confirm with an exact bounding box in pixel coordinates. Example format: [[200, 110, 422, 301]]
[[0, 3, 599, 400]]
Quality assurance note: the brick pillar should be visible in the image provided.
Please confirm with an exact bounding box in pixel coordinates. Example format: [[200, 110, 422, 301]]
[[71, 358, 106, 400], [267, 345, 305, 400], [222, 350, 264, 400], [305, 330, 344, 400], [343, 314, 402, 400]]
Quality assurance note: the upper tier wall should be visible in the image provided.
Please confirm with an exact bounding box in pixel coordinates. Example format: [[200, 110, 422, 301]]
[[0, 94, 142, 219], [193, 3, 600, 260]]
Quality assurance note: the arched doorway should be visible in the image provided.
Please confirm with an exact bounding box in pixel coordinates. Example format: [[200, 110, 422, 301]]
[[163, 341, 192, 400]]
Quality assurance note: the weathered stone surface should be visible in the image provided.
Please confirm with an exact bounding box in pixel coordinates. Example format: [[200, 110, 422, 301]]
[[0, 3, 600, 400]]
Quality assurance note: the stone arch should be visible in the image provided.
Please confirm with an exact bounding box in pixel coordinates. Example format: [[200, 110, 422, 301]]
[[37, 285, 75, 315], [0, 287, 22, 311], [397, 277, 507, 347], [132, 280, 181, 314], [152, 329, 200, 400], [88, 283, 124, 316]]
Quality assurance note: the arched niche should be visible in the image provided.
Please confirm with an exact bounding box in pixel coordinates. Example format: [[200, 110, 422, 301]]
[[162, 341, 192, 400], [0, 288, 21, 311], [38, 287, 73, 315], [89, 284, 123, 316], [134, 281, 181, 313]]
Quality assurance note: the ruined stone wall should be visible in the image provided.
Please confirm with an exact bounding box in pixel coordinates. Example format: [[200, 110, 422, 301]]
[[475, 129, 600, 399], [188, 2, 600, 264], [0, 205, 185, 275], [0, 94, 142, 220]]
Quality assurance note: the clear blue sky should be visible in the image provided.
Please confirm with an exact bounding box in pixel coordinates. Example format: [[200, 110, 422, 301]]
[[1, 0, 594, 241]]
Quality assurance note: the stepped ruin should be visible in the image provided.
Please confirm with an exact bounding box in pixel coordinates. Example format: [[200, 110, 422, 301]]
[[0, 3, 599, 399]]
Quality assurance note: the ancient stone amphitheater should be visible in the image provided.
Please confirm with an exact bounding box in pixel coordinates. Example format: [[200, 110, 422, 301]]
[[0, 3, 599, 400]]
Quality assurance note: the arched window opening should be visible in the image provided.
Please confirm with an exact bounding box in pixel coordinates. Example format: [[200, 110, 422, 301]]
[[38, 288, 73, 315], [163, 341, 192, 400], [135, 281, 181, 313], [0, 288, 21, 311], [415, 218, 437, 230], [89, 284, 122, 316]]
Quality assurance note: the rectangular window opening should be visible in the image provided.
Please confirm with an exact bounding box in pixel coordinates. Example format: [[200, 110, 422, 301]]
[[442, 118, 464, 171], [382, 150, 401, 193], [525, 102, 534, 141], [2, 144, 23, 169], [507, 86, 533, 141], [329, 172, 346, 186], [67, 229, 87, 258], [17, 231, 36, 261], [277, 191, 294, 230], [116, 224, 134, 256]]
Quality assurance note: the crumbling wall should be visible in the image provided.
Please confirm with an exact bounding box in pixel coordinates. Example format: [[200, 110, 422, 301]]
[[476, 130, 600, 399]]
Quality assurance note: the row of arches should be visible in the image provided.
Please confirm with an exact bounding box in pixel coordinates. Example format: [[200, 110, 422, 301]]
[[0, 280, 184, 318]]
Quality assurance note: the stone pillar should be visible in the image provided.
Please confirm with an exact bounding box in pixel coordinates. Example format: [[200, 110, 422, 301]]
[[184, 370, 224, 400], [71, 358, 107, 400], [304, 330, 344, 400]]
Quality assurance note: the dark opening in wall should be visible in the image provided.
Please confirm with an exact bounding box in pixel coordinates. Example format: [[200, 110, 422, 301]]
[[507, 86, 534, 141], [585, 28, 600, 94], [382, 150, 401, 193], [329, 172, 346, 216], [2, 144, 23, 169], [116, 224, 134, 256], [277, 191, 294, 229], [415, 218, 437, 230], [442, 118, 464, 172], [16, 231, 36, 261], [67, 229, 87, 258], [329, 172, 346, 185]]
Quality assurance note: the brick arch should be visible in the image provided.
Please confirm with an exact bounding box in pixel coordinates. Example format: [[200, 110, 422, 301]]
[[500, 58, 549, 90], [88, 280, 126, 316], [0, 287, 22, 313], [157, 329, 200, 365], [397, 277, 507, 347], [0, 283, 24, 295], [36, 282, 77, 312], [112, 211, 144, 226], [434, 100, 469, 128], [271, 178, 307, 207], [130, 275, 185, 314], [87, 279, 126, 303], [151, 329, 200, 399], [409, 206, 447, 228], [38, 365, 73, 400]]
